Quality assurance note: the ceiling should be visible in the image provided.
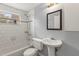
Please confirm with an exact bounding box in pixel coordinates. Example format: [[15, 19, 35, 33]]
[[3, 3, 40, 12]]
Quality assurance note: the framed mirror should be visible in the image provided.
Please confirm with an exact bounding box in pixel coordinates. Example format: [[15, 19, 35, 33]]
[[47, 9, 62, 30]]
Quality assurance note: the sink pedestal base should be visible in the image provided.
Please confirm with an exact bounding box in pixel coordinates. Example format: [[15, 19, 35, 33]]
[[47, 46, 55, 56]]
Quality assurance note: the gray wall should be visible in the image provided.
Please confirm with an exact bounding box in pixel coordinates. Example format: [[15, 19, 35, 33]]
[[33, 3, 79, 56]]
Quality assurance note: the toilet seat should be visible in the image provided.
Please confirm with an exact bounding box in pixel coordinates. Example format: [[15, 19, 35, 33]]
[[23, 48, 38, 56]]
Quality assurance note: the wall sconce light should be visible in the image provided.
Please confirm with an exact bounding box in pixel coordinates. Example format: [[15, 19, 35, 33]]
[[47, 3, 58, 8]]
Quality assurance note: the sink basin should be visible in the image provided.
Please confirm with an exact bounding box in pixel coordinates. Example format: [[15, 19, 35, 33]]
[[42, 38, 62, 56], [42, 38, 62, 47]]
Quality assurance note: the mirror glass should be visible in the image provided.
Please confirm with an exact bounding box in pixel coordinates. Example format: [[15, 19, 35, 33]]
[[47, 9, 62, 30]]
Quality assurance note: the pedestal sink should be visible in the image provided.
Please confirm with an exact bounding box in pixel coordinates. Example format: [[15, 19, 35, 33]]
[[42, 38, 62, 56]]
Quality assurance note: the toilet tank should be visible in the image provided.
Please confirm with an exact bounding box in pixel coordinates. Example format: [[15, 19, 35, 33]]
[[32, 38, 43, 51]]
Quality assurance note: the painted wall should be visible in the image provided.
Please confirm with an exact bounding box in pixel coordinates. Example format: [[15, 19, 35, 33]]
[[0, 4, 30, 55], [32, 3, 79, 56]]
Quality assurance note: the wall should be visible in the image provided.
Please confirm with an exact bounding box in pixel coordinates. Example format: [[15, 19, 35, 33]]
[[33, 3, 79, 56], [0, 4, 30, 55]]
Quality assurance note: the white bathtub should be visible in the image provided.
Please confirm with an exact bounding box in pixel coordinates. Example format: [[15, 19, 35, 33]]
[[2, 44, 32, 56]]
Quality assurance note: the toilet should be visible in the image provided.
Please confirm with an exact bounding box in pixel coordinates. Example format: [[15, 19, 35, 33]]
[[23, 38, 43, 56]]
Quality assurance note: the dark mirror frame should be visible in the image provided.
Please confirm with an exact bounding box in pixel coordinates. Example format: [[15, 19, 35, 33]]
[[47, 9, 62, 30]]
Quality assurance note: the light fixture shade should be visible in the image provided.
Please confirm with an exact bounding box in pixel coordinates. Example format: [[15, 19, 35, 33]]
[[47, 3, 58, 8]]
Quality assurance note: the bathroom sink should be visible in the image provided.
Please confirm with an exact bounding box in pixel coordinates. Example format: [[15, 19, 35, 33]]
[[42, 38, 63, 56], [42, 38, 62, 47]]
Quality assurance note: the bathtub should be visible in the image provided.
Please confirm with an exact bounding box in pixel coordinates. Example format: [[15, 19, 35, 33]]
[[2, 44, 32, 56]]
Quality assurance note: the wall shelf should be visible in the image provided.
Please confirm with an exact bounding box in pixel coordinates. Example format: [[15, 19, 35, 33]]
[[0, 10, 20, 24], [0, 17, 16, 20]]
